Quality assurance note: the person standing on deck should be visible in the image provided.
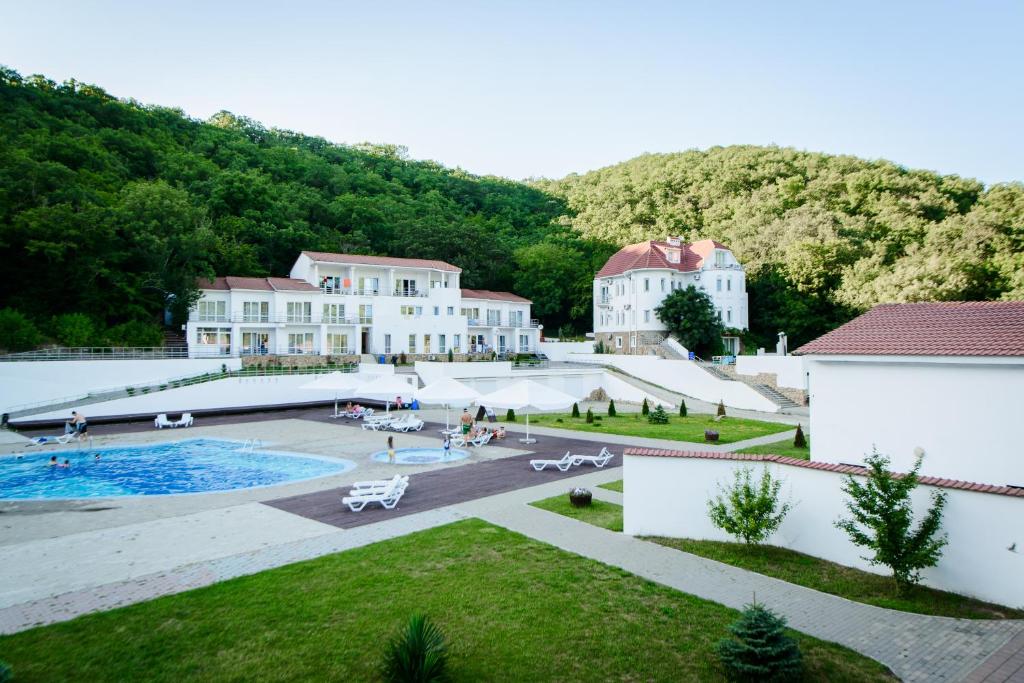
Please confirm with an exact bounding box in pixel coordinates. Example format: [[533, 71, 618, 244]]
[[387, 435, 395, 464]]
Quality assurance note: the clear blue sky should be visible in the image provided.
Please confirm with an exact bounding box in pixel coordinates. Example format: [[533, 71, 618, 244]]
[[2, 0, 1021, 183]]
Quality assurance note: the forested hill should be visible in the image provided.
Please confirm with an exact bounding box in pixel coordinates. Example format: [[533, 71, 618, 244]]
[[537, 147, 1024, 346], [0, 67, 609, 348]]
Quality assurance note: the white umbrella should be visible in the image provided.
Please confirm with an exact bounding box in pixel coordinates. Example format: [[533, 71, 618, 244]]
[[299, 372, 367, 416], [475, 379, 577, 444], [413, 377, 481, 430], [350, 373, 418, 413]]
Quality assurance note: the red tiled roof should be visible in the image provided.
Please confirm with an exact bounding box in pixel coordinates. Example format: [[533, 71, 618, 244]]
[[595, 238, 729, 277], [267, 277, 319, 292], [623, 448, 1024, 498], [793, 302, 1024, 357], [224, 276, 273, 291], [197, 277, 229, 291], [461, 288, 532, 304], [302, 251, 460, 272], [198, 277, 317, 292]]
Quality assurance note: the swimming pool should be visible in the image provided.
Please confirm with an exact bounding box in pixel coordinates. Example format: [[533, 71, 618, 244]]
[[0, 438, 355, 500], [370, 447, 469, 465]]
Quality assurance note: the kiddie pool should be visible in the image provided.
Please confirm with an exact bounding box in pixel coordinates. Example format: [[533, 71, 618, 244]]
[[370, 447, 470, 465]]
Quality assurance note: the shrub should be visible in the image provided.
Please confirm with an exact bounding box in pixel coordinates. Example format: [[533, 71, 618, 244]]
[[836, 450, 948, 593], [593, 415, 602, 422], [679, 399, 687, 417], [569, 487, 592, 507], [141, 386, 151, 394], [717, 602, 802, 681], [51, 312, 99, 347], [505, 409, 516, 422], [400, 352, 407, 364], [647, 405, 668, 424], [708, 466, 791, 544], [717, 400, 726, 417], [0, 308, 42, 352], [104, 320, 163, 347], [126, 387, 135, 396], [381, 614, 449, 683], [594, 339, 605, 354], [159, 384, 168, 391], [585, 408, 594, 424], [555, 418, 563, 423], [793, 424, 807, 448], [571, 402, 580, 418], [641, 398, 650, 416], [447, 348, 454, 362], [607, 399, 616, 417], [0, 659, 12, 683]]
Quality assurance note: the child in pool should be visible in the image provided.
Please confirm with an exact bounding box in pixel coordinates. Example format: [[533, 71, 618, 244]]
[[442, 434, 451, 457], [58, 459, 71, 469], [48, 455, 58, 467], [387, 436, 395, 464]]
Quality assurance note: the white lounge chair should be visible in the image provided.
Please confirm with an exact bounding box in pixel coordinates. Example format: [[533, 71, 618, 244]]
[[154, 413, 173, 429], [530, 451, 575, 472], [571, 447, 615, 468], [171, 413, 194, 428], [390, 415, 424, 432], [350, 474, 408, 493], [467, 431, 492, 447], [27, 433, 76, 446], [361, 415, 394, 431], [342, 477, 407, 512]]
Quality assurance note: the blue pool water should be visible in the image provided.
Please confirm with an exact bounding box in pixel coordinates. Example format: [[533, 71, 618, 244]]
[[0, 438, 355, 500], [370, 447, 469, 465]]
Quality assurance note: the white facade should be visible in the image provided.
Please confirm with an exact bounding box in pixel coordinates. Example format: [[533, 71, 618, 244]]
[[186, 253, 540, 358], [805, 355, 1024, 485], [593, 238, 748, 354], [624, 453, 1024, 608]]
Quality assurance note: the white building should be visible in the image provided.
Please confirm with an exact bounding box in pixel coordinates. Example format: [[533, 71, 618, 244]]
[[794, 301, 1024, 486], [187, 252, 540, 359], [592, 237, 748, 355]]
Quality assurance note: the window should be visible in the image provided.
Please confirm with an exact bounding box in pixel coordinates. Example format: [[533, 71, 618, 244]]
[[323, 303, 346, 324], [384, 334, 392, 354], [643, 310, 651, 323], [453, 334, 461, 352], [643, 278, 649, 292], [715, 250, 726, 267], [197, 300, 226, 322], [424, 334, 431, 354], [716, 308, 722, 320], [326, 333, 349, 354], [396, 278, 417, 296], [497, 335, 507, 353], [519, 334, 529, 351], [196, 327, 230, 352], [241, 331, 268, 355], [509, 310, 523, 327], [286, 301, 312, 323], [660, 278, 666, 292], [415, 306, 423, 316], [447, 306, 454, 315], [461, 307, 480, 324], [359, 304, 373, 323], [716, 277, 722, 292], [630, 334, 637, 348], [287, 332, 314, 354], [486, 309, 501, 326], [438, 334, 446, 353], [400, 305, 416, 316], [432, 307, 439, 316], [727, 277, 732, 291], [726, 309, 732, 323], [408, 334, 416, 353], [358, 277, 379, 294], [321, 276, 343, 292], [243, 301, 268, 323], [615, 336, 623, 349]]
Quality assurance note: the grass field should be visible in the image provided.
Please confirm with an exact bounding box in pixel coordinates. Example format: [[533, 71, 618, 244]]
[[531, 493, 624, 531], [528, 411, 792, 444], [0, 520, 891, 681], [733, 436, 811, 459], [599, 479, 624, 492]]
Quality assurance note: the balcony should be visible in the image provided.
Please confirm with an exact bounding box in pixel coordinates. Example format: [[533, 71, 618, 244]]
[[393, 289, 427, 298], [191, 313, 359, 325]]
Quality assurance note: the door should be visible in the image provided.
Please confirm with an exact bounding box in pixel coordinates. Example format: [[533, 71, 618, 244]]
[[361, 328, 371, 354]]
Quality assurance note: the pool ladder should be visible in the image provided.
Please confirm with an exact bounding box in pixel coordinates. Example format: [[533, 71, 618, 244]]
[[240, 438, 264, 452]]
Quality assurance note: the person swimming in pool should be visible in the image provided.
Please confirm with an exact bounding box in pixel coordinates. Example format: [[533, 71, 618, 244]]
[[48, 455, 58, 467], [58, 459, 71, 469], [387, 435, 395, 464]]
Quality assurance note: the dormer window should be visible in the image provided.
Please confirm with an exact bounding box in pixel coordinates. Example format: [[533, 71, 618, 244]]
[[666, 250, 680, 263], [715, 250, 726, 268]]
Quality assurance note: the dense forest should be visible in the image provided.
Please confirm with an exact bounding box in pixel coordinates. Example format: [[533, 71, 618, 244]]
[[1, 66, 1021, 352], [537, 148, 1024, 346]]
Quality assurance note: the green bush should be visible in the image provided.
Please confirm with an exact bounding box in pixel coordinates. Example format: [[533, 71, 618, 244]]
[[607, 399, 616, 417], [555, 418, 563, 423], [793, 424, 807, 448], [447, 348, 454, 362], [585, 407, 594, 424], [641, 398, 650, 416], [505, 409, 516, 422], [647, 405, 668, 424], [51, 312, 99, 347], [0, 659, 12, 683], [707, 466, 791, 544], [679, 399, 687, 417], [571, 402, 580, 418], [717, 400, 726, 417], [716, 603, 802, 681], [104, 320, 163, 347], [0, 308, 42, 352], [381, 614, 449, 683]]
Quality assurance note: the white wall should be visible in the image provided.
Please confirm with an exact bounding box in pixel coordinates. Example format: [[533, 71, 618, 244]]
[[569, 354, 779, 412], [736, 355, 807, 390], [807, 357, 1024, 484], [415, 361, 514, 384], [623, 454, 1024, 608], [537, 341, 594, 361], [0, 358, 242, 413]]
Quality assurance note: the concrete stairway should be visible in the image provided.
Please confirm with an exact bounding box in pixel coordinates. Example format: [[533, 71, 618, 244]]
[[695, 362, 801, 409]]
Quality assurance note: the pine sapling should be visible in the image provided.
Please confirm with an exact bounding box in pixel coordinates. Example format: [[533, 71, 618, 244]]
[[505, 408, 516, 422], [793, 424, 807, 449], [679, 399, 687, 417], [571, 402, 580, 418], [716, 602, 802, 681], [607, 399, 616, 417], [717, 399, 726, 417], [585, 407, 594, 424], [641, 398, 650, 416]]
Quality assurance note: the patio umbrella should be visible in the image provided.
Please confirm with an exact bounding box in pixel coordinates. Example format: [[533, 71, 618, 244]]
[[413, 377, 481, 430], [299, 372, 367, 416], [475, 379, 577, 444], [350, 373, 418, 413]]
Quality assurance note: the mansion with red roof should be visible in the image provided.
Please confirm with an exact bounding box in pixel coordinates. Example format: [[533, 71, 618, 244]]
[[186, 252, 538, 359], [593, 237, 748, 354]]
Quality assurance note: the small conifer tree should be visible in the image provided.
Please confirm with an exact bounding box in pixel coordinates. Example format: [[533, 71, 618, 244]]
[[447, 348, 454, 362], [716, 603, 802, 681], [505, 408, 516, 422], [608, 399, 616, 417], [571, 402, 580, 418], [717, 399, 726, 417], [647, 405, 669, 424], [793, 424, 807, 448], [679, 399, 687, 418], [585, 407, 594, 424], [641, 398, 650, 416]]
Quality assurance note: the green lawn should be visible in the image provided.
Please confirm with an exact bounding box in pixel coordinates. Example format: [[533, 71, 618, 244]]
[[532, 493, 624, 531], [537, 500, 1022, 621], [599, 479, 624, 493], [529, 411, 792, 444], [0, 520, 890, 682], [733, 437, 811, 460]]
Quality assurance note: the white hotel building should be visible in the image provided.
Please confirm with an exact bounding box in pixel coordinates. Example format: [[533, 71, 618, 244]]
[[187, 252, 540, 359], [593, 237, 748, 355]]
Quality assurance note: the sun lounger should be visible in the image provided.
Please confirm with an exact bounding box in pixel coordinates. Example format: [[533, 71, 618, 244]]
[[467, 431, 493, 447], [154, 413, 173, 429], [172, 413, 193, 428], [361, 415, 395, 431], [350, 474, 408, 492], [27, 433, 76, 446], [530, 451, 575, 472], [342, 477, 407, 512], [571, 447, 615, 468], [390, 415, 424, 432]]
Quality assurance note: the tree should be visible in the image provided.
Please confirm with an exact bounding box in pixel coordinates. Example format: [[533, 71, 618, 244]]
[[381, 614, 449, 683], [654, 285, 725, 357], [607, 399, 616, 417], [716, 602, 802, 681], [679, 399, 687, 417], [648, 405, 668, 424], [571, 402, 580, 418], [585, 407, 594, 424], [717, 400, 727, 417], [708, 467, 792, 544], [793, 424, 806, 448], [505, 409, 516, 422], [51, 313, 99, 347], [835, 450, 948, 593], [641, 398, 650, 416], [0, 308, 42, 352]]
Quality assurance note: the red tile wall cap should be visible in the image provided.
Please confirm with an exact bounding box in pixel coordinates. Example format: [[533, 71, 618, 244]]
[[622, 448, 1024, 498]]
